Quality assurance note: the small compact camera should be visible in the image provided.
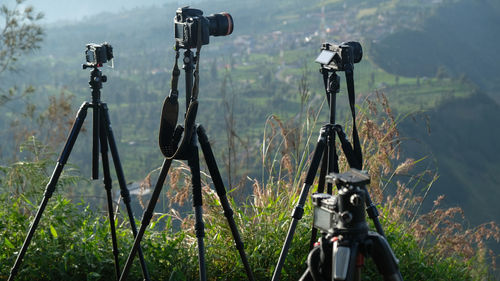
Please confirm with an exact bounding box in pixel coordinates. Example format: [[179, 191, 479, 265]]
[[315, 41, 363, 72], [174, 6, 234, 49], [85, 42, 113, 67], [312, 170, 370, 235]]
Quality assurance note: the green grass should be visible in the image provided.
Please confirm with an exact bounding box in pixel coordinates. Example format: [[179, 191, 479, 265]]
[[1, 97, 496, 280]]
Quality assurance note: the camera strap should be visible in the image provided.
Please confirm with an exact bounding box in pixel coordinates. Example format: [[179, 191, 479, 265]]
[[345, 69, 363, 170], [322, 70, 363, 170], [159, 24, 203, 159], [159, 45, 181, 158]]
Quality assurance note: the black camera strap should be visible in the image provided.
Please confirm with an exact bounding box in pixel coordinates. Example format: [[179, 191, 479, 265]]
[[159, 21, 203, 159], [159, 45, 181, 158], [345, 69, 363, 170], [322, 69, 363, 170]]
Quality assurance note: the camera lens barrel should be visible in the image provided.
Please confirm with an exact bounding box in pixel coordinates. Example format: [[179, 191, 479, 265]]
[[207, 12, 234, 36], [344, 41, 363, 64]]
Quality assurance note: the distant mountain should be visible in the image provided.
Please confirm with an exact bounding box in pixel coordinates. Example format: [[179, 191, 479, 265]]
[[370, 0, 500, 99], [400, 92, 500, 224], [369, 0, 500, 253]]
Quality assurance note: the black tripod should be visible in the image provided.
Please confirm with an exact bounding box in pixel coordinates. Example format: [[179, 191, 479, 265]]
[[271, 63, 386, 280], [8, 65, 150, 281], [299, 170, 403, 281], [118, 46, 254, 281]]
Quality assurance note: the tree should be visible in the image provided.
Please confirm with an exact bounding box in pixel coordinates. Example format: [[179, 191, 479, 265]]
[[0, 0, 44, 104]]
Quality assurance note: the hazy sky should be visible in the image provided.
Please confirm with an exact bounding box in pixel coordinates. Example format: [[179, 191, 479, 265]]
[[5, 0, 195, 23]]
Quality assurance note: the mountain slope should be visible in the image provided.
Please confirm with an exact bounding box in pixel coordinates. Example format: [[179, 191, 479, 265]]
[[370, 0, 500, 99]]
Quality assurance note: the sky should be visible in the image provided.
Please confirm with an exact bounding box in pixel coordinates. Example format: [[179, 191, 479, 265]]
[[5, 0, 196, 23]]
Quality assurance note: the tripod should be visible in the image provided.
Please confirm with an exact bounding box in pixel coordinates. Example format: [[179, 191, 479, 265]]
[[299, 170, 403, 281], [8, 66, 150, 281], [271, 65, 388, 280], [118, 47, 254, 281]]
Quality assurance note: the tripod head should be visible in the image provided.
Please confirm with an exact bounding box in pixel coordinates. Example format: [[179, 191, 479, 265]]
[[312, 169, 370, 238], [84, 66, 107, 97]]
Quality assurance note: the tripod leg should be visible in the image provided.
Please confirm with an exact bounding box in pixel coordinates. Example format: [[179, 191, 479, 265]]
[[99, 115, 121, 280], [102, 104, 151, 281], [334, 241, 359, 281], [310, 129, 339, 250], [8, 102, 90, 281], [366, 232, 403, 281], [92, 98, 100, 179], [271, 128, 328, 281], [309, 149, 329, 250], [197, 126, 255, 281], [187, 146, 207, 281], [119, 158, 173, 281], [364, 190, 386, 237]]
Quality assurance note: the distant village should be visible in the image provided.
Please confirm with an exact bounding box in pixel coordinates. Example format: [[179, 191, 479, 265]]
[[227, 0, 443, 58]]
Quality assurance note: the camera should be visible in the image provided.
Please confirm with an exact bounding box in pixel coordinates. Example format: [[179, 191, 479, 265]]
[[304, 171, 403, 281], [85, 42, 113, 67], [315, 41, 363, 71], [312, 170, 370, 235], [174, 6, 234, 49], [312, 188, 368, 236]]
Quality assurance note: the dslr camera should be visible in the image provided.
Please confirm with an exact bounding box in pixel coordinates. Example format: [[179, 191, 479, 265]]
[[174, 6, 234, 49], [85, 42, 113, 67], [315, 41, 363, 72]]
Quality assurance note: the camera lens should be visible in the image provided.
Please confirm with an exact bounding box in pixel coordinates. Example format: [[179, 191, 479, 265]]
[[207, 12, 234, 37], [345, 41, 363, 63]]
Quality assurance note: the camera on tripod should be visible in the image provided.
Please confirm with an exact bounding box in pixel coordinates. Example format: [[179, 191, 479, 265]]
[[315, 42, 363, 72], [174, 6, 234, 49], [84, 42, 113, 68], [299, 170, 402, 281], [312, 170, 370, 236]]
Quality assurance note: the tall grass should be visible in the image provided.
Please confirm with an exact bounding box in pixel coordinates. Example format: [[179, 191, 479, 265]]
[[1, 91, 499, 280]]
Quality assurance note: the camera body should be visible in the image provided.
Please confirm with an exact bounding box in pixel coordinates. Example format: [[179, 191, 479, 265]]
[[85, 43, 113, 67], [174, 6, 233, 49], [312, 170, 370, 235], [312, 187, 368, 236], [315, 41, 363, 72]]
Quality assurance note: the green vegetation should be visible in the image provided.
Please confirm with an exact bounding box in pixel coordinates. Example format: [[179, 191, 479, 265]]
[[1, 96, 498, 280], [2, 0, 500, 279]]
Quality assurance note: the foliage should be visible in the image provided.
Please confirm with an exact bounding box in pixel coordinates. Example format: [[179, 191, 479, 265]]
[[0, 0, 44, 74], [0, 0, 44, 105], [1, 66, 499, 280]]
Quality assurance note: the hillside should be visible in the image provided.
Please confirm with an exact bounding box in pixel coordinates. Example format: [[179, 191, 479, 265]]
[[1, 0, 498, 251], [370, 0, 500, 99], [367, 0, 500, 229]]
